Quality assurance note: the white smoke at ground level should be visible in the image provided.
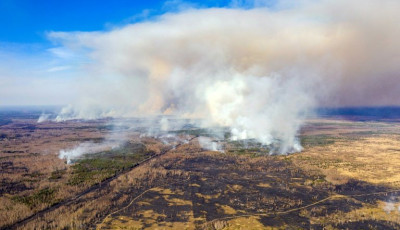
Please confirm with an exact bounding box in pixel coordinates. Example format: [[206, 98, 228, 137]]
[[198, 136, 223, 152], [204, 74, 314, 153], [59, 141, 121, 164], [37, 113, 51, 123], [383, 196, 400, 214], [50, 0, 400, 153]]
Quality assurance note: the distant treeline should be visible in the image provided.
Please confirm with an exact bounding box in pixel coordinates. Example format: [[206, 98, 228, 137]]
[[316, 106, 400, 120], [0, 105, 61, 120]]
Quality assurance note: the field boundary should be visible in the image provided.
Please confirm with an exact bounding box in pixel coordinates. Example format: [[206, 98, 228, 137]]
[[97, 176, 192, 229], [3, 136, 198, 230], [206, 189, 400, 225]]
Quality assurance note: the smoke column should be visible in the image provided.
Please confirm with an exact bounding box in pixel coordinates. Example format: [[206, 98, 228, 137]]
[[50, 0, 400, 153]]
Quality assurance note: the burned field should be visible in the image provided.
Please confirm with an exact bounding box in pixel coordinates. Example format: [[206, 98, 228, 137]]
[[99, 153, 331, 229], [1, 110, 400, 229], [97, 149, 400, 229]]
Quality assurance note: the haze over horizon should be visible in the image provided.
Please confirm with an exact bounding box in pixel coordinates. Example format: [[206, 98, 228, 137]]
[[1, 0, 400, 153], [0, 0, 399, 108]]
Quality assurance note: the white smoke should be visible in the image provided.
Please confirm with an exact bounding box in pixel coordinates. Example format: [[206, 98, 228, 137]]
[[198, 136, 223, 152], [160, 117, 169, 131], [382, 195, 400, 215], [58, 117, 199, 163], [59, 141, 121, 164], [58, 120, 132, 163], [204, 74, 313, 153], [48, 0, 400, 153], [37, 113, 51, 123], [383, 196, 399, 214], [384, 200, 395, 214]]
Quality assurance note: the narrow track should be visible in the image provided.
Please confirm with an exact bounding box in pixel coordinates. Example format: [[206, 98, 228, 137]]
[[97, 176, 192, 229], [206, 189, 400, 225], [3, 136, 198, 230]]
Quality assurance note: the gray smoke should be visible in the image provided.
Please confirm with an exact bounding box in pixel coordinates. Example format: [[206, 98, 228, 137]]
[[50, 0, 400, 153]]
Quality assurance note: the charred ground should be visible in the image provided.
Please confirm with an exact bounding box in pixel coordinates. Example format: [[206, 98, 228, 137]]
[[1, 109, 400, 229]]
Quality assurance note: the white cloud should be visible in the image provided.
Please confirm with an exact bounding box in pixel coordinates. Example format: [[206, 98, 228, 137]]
[[46, 65, 72, 72], [2, 0, 400, 152], [0, 45, 78, 106]]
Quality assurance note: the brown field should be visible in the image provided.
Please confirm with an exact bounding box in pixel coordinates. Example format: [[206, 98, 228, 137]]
[[1, 113, 400, 229]]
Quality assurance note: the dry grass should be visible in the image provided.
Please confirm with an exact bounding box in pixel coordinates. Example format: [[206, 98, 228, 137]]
[[292, 133, 400, 188], [2, 117, 400, 229]]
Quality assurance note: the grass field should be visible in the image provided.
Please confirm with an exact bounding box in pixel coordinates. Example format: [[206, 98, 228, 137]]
[[1, 115, 400, 229]]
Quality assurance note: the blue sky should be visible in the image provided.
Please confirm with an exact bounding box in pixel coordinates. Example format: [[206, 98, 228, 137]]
[[1, 0, 273, 106], [1, 0, 397, 107], [0, 0, 241, 44]]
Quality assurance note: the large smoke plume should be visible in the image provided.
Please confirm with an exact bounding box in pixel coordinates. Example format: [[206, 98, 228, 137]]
[[50, 0, 400, 154]]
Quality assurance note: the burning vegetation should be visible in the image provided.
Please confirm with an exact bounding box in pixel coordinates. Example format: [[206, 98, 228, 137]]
[[1, 109, 400, 229]]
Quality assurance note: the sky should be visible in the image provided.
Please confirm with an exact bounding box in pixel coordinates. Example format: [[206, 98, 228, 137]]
[[0, 0, 277, 106], [0, 0, 228, 106], [0, 0, 241, 43], [2, 0, 399, 152], [0, 0, 399, 108]]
